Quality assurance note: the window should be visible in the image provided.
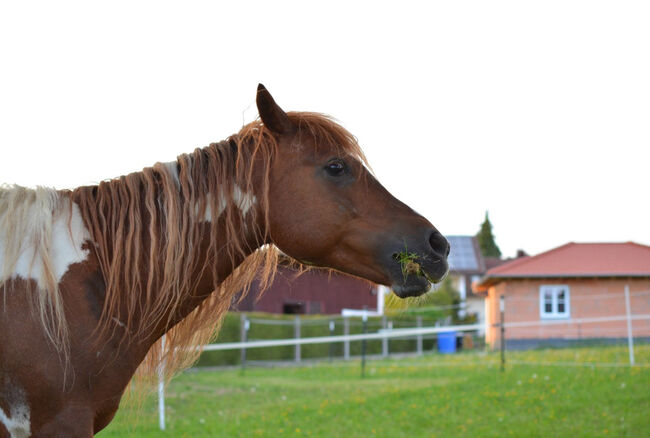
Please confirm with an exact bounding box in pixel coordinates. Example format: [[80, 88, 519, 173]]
[[283, 302, 305, 315], [539, 285, 570, 319], [308, 301, 322, 314]]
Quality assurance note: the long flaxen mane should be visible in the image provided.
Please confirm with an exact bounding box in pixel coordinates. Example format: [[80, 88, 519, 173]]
[[70, 111, 367, 385]]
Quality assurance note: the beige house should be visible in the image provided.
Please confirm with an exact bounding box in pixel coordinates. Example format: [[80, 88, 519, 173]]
[[475, 242, 650, 348]]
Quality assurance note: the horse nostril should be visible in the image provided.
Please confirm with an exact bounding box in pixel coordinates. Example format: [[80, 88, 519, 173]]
[[428, 230, 449, 258]]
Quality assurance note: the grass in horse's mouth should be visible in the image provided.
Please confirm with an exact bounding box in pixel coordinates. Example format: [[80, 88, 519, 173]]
[[394, 250, 423, 278]]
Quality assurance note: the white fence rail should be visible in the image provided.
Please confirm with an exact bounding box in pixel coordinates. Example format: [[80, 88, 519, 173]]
[[503, 313, 650, 329], [202, 323, 483, 351]]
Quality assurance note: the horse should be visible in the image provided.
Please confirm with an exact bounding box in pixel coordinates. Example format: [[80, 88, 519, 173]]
[[0, 84, 450, 437]]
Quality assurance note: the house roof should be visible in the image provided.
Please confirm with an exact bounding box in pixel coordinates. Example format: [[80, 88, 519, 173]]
[[445, 235, 485, 274], [476, 242, 650, 289], [484, 256, 510, 271]]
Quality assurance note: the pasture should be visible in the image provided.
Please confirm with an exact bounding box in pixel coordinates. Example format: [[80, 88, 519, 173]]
[[99, 345, 649, 437]]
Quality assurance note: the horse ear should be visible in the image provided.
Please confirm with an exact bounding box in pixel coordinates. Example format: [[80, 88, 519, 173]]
[[256, 84, 295, 134]]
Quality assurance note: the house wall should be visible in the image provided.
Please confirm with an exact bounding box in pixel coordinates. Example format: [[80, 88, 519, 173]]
[[485, 278, 650, 347], [466, 296, 485, 334], [485, 283, 507, 346]]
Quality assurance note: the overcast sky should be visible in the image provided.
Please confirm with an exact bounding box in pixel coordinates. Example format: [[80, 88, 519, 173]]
[[1, 1, 648, 258]]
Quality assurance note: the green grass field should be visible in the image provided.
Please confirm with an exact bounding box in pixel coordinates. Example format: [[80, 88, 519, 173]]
[[99, 346, 650, 437]]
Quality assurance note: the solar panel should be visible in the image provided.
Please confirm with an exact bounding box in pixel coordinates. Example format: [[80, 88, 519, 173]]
[[445, 236, 479, 271]]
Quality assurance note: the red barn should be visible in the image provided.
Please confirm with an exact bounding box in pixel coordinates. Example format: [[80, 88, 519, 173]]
[[235, 265, 377, 314]]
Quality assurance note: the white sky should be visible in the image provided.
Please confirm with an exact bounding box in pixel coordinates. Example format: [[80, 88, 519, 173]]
[[1, 1, 648, 258]]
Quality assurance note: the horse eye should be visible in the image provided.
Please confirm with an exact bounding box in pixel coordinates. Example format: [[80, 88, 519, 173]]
[[325, 160, 346, 177]]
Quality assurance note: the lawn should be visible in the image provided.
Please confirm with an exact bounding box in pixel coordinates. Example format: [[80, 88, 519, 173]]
[[99, 346, 650, 437]]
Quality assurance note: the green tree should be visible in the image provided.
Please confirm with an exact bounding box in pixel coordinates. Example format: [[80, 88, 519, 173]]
[[476, 211, 501, 258]]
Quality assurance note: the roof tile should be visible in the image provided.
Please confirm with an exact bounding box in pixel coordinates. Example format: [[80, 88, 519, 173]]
[[484, 242, 650, 279]]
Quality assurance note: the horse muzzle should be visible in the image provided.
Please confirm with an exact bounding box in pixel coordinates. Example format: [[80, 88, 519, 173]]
[[384, 229, 450, 298]]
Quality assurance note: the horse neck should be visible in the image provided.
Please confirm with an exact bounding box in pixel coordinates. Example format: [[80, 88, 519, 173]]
[[143, 187, 265, 347], [154, 200, 264, 334], [137, 175, 266, 365], [73, 151, 268, 352]]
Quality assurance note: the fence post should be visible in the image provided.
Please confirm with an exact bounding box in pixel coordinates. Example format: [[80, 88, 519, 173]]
[[294, 315, 301, 362], [157, 335, 166, 431], [343, 317, 350, 360], [577, 322, 582, 340], [416, 316, 423, 355], [329, 319, 335, 362], [240, 313, 248, 372], [361, 312, 368, 378], [381, 316, 388, 358], [499, 295, 505, 372], [624, 284, 635, 366]]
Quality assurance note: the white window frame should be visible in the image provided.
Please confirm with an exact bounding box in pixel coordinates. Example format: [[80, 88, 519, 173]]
[[539, 285, 570, 319]]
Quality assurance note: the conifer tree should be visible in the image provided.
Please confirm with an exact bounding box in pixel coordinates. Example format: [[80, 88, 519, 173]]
[[477, 211, 502, 257]]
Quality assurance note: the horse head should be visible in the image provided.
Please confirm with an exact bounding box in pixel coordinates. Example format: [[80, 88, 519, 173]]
[[257, 84, 449, 298]]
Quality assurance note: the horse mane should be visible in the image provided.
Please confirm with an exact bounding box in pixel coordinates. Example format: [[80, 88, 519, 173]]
[[0, 112, 367, 387], [76, 111, 367, 385]]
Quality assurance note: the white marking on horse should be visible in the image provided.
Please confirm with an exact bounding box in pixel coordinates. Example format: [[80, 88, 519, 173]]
[[50, 201, 91, 280], [159, 162, 256, 222], [198, 186, 256, 222], [161, 161, 180, 188], [232, 186, 256, 216], [0, 379, 31, 438], [0, 188, 91, 287]]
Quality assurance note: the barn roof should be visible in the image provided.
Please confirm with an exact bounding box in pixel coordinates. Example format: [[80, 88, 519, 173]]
[[476, 242, 650, 289]]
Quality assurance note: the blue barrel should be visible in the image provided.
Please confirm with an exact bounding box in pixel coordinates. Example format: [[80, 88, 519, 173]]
[[438, 331, 457, 354]]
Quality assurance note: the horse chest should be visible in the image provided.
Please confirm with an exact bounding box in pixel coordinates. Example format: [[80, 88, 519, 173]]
[[0, 378, 31, 438]]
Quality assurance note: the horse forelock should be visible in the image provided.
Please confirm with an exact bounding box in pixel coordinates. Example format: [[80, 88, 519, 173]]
[[288, 112, 366, 161]]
